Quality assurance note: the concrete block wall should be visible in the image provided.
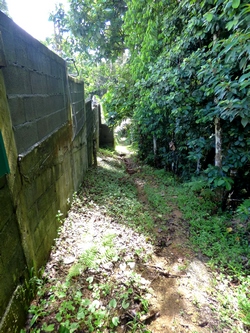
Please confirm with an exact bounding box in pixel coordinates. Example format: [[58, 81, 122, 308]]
[[69, 76, 85, 138], [0, 11, 69, 155], [86, 99, 94, 166], [0, 71, 29, 332], [0, 11, 97, 332]]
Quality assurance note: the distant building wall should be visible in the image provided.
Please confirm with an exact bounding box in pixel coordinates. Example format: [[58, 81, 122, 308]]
[[0, 11, 98, 333]]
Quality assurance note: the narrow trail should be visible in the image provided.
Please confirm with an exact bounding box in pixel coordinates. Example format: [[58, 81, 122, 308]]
[[118, 154, 219, 332], [24, 148, 243, 333]]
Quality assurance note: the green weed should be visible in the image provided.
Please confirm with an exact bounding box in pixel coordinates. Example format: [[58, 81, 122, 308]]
[[138, 163, 249, 331]]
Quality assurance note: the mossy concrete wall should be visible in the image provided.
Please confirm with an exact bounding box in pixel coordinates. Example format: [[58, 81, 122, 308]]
[[0, 11, 97, 332], [0, 71, 29, 332]]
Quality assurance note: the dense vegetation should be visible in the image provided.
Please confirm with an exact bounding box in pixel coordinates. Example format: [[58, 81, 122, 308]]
[[48, 0, 250, 210], [105, 0, 250, 207]]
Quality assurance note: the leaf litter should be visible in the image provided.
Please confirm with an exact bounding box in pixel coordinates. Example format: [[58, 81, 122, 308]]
[[22, 149, 247, 333]]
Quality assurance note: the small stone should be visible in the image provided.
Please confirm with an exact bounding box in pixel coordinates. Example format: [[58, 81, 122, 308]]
[[127, 262, 135, 269], [119, 262, 126, 271], [63, 256, 75, 264]]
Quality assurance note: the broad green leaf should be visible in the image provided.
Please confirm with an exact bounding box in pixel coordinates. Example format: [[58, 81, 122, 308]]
[[43, 324, 55, 332], [232, 0, 240, 8], [122, 299, 130, 309], [59, 326, 70, 333], [112, 316, 120, 326], [239, 72, 250, 83], [55, 313, 63, 322], [241, 118, 249, 127], [239, 57, 247, 70], [225, 180, 232, 191], [86, 276, 94, 284], [77, 307, 85, 320], [217, 179, 225, 186], [109, 298, 117, 308], [204, 13, 213, 22], [226, 21, 235, 31]]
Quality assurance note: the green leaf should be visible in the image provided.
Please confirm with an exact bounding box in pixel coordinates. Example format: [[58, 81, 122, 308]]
[[241, 118, 249, 127], [239, 72, 250, 83], [56, 313, 63, 322], [43, 324, 55, 332], [232, 0, 240, 8], [122, 299, 130, 309], [225, 180, 232, 191], [204, 13, 213, 22], [77, 307, 85, 320], [59, 326, 70, 333], [109, 298, 117, 308], [86, 276, 94, 284], [112, 316, 120, 326], [217, 179, 225, 186], [226, 20, 236, 31], [239, 57, 247, 70]]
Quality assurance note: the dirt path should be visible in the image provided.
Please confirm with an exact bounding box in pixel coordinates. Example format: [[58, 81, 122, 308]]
[[122, 156, 220, 333], [24, 149, 243, 333]]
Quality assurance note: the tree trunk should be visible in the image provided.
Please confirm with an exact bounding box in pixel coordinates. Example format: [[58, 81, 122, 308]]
[[213, 34, 222, 169], [214, 116, 222, 168], [153, 135, 157, 157], [153, 135, 158, 166]]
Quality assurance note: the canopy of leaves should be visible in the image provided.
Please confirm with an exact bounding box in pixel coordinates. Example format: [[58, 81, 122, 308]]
[[47, 0, 250, 202], [46, 1, 128, 97], [104, 0, 250, 199], [48, 0, 127, 62]]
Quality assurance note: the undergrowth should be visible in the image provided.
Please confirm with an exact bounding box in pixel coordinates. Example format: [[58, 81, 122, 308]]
[[144, 167, 250, 331], [21, 149, 249, 332]]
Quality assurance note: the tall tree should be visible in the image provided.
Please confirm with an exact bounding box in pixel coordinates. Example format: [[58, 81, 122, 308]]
[[49, 0, 127, 62]]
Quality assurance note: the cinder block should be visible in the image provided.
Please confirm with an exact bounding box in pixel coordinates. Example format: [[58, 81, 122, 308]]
[[46, 76, 63, 95], [23, 97, 36, 122], [39, 54, 50, 75], [2, 66, 31, 95], [34, 96, 45, 118], [13, 36, 29, 68], [46, 109, 65, 134], [30, 71, 47, 95], [13, 122, 38, 154], [45, 94, 65, 117], [7, 97, 26, 127], [0, 29, 16, 64], [36, 117, 49, 142], [55, 95, 66, 111]]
